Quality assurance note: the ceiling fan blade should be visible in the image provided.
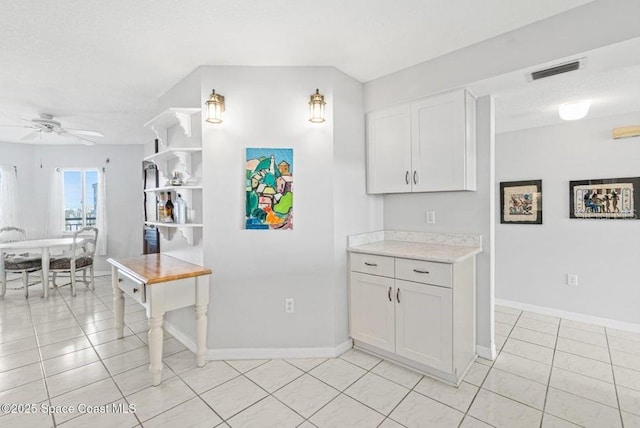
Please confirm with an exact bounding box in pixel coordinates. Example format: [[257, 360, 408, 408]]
[[61, 131, 97, 146], [0, 124, 38, 129], [65, 128, 104, 137], [21, 130, 41, 141]]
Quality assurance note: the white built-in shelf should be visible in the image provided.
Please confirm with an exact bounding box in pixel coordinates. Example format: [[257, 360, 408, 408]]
[[144, 148, 202, 184], [143, 148, 202, 163], [144, 186, 202, 193], [145, 221, 203, 246], [144, 108, 201, 146], [145, 221, 203, 228]]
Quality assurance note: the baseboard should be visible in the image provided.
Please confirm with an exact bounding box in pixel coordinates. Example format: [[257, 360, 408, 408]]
[[476, 344, 497, 360], [206, 339, 353, 360], [163, 320, 354, 361], [496, 298, 640, 333], [163, 320, 198, 353]]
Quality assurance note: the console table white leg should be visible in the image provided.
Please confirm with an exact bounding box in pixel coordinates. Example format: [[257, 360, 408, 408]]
[[112, 266, 125, 339], [148, 314, 165, 386], [195, 304, 208, 367]]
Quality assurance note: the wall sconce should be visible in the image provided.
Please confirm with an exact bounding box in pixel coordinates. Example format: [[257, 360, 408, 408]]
[[205, 89, 225, 124], [309, 89, 326, 123]]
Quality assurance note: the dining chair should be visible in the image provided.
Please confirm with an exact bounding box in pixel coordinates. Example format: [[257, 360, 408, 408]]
[[50, 227, 98, 297], [0, 226, 43, 298]]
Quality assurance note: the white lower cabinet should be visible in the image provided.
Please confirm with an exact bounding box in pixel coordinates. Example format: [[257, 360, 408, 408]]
[[395, 279, 452, 372], [350, 272, 395, 353], [348, 252, 476, 386]]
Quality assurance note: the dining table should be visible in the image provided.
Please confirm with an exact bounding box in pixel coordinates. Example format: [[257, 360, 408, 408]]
[[0, 237, 84, 298]]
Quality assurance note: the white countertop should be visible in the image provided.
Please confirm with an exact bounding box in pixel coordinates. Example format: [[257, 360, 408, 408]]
[[348, 240, 481, 264]]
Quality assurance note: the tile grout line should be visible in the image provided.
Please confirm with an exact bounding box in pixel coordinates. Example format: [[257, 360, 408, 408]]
[[25, 292, 57, 428], [538, 314, 561, 428], [456, 309, 524, 428], [604, 327, 625, 428], [50, 284, 145, 427]]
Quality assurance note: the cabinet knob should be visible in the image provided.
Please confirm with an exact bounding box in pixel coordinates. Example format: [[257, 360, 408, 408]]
[[118, 278, 123, 283], [133, 288, 139, 293]]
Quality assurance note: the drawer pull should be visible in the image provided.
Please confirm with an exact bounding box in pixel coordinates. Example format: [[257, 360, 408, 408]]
[[364, 262, 378, 267], [133, 288, 139, 293], [413, 269, 430, 274], [388, 287, 392, 302], [396, 288, 401, 303]]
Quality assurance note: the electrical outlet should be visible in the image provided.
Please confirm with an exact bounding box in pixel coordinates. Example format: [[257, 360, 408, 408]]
[[567, 274, 578, 286], [285, 298, 295, 313], [426, 211, 436, 224]]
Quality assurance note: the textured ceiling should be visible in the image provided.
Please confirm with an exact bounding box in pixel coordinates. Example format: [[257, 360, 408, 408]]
[[0, 0, 593, 145], [469, 37, 640, 133]]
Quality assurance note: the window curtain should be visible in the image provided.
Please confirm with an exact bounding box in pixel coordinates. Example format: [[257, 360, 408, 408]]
[[46, 168, 64, 238], [96, 168, 107, 255], [0, 165, 20, 229]]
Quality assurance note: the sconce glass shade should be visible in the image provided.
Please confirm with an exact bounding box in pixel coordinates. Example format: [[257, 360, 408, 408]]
[[309, 89, 326, 123], [205, 89, 225, 124]]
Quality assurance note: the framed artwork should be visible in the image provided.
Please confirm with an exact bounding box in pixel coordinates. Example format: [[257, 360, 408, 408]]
[[500, 180, 542, 224], [569, 177, 640, 219], [245, 148, 293, 230]]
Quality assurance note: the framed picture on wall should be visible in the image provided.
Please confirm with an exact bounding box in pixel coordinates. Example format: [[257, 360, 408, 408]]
[[569, 177, 640, 219], [500, 180, 543, 224], [245, 148, 294, 230]]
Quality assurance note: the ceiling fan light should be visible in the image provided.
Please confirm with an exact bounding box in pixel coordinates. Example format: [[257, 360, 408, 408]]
[[559, 101, 591, 121]]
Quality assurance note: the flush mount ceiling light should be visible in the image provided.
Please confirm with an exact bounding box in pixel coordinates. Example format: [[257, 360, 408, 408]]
[[309, 89, 326, 123], [558, 101, 591, 121], [205, 89, 225, 124]]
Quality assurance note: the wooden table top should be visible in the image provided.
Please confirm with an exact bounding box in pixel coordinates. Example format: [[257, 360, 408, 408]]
[[107, 254, 212, 285]]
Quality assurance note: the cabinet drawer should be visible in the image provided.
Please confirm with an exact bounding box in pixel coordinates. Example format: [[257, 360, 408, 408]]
[[117, 271, 147, 305], [395, 258, 452, 288], [350, 253, 394, 277]]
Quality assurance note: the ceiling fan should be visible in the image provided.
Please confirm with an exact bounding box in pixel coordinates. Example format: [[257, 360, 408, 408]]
[[0, 113, 104, 145]]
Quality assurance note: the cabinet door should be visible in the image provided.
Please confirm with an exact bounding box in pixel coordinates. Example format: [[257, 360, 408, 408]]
[[349, 272, 395, 352], [366, 104, 412, 194], [411, 90, 471, 192], [395, 279, 453, 373]]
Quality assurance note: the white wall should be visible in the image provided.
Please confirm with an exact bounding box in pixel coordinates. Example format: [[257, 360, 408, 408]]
[[0, 142, 144, 269], [496, 112, 640, 324], [332, 69, 384, 344], [156, 66, 381, 354]]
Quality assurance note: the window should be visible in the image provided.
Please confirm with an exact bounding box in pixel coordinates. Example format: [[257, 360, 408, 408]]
[[63, 169, 98, 232]]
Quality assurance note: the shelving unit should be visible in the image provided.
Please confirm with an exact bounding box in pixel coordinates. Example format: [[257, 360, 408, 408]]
[[143, 107, 203, 246], [143, 148, 202, 185], [144, 221, 203, 246], [144, 108, 201, 147]]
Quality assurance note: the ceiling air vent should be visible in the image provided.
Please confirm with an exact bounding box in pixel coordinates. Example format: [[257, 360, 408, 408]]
[[531, 60, 582, 80]]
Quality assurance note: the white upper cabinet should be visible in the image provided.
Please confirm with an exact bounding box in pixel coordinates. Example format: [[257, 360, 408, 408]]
[[366, 89, 476, 194], [366, 104, 411, 194]]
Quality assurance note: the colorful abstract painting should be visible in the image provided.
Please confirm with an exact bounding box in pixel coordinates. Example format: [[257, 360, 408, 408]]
[[570, 177, 639, 219], [246, 148, 293, 230]]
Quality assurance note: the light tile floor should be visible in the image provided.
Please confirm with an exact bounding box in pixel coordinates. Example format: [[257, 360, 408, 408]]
[[1, 277, 640, 427]]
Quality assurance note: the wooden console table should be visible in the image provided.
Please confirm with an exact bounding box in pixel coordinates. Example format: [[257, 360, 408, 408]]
[[107, 254, 212, 386]]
